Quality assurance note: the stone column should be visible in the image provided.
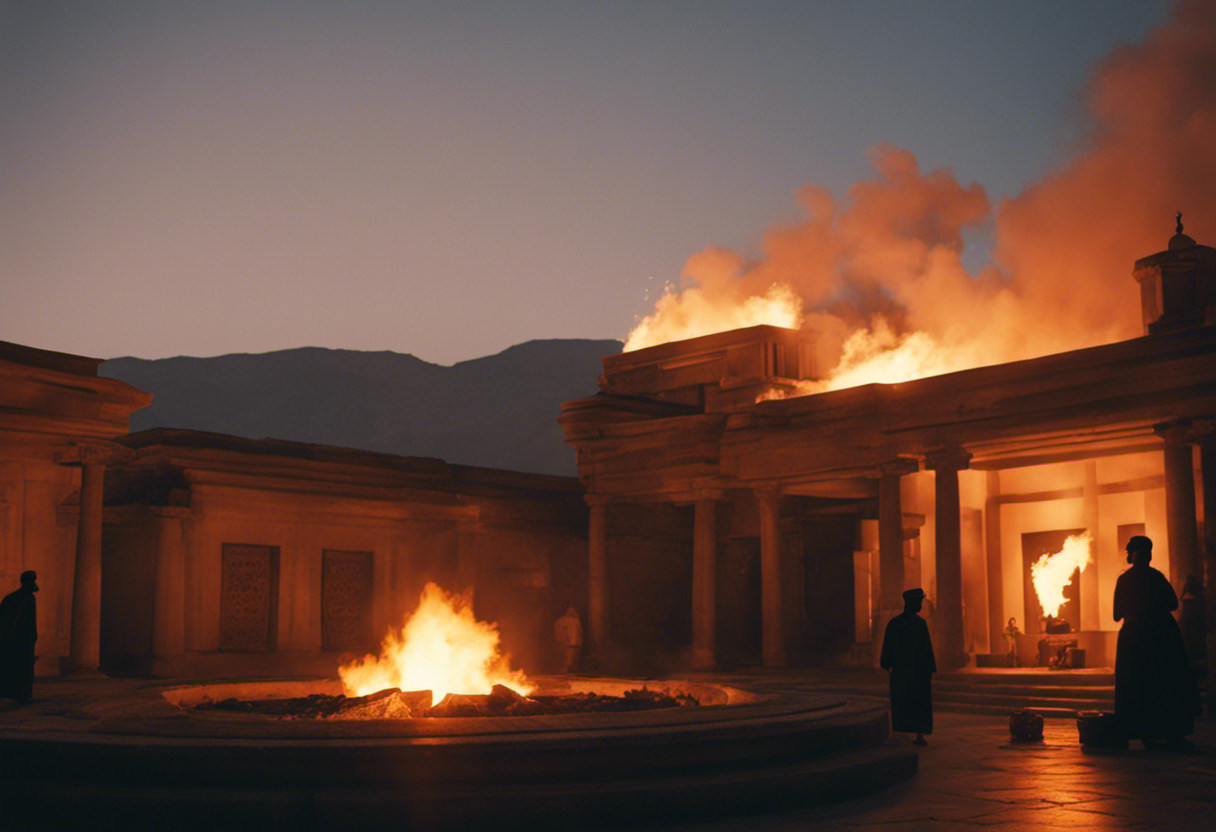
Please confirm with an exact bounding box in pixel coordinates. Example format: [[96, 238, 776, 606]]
[[1190, 421, 1216, 716], [151, 507, 189, 667], [1156, 422, 1200, 592], [878, 459, 918, 611], [1081, 461, 1101, 631], [55, 440, 136, 673], [586, 496, 611, 656], [984, 470, 1005, 656], [755, 485, 785, 667], [926, 447, 972, 670], [692, 496, 718, 670], [70, 461, 105, 670]]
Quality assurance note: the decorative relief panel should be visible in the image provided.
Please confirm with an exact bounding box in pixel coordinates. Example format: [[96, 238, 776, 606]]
[[220, 544, 278, 651], [322, 550, 374, 652]]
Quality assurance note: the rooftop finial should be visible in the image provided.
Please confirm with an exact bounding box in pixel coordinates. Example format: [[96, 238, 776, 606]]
[[1176, 211, 1184, 235]]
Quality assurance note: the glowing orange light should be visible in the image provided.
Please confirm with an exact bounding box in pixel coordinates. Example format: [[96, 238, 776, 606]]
[[624, 283, 802, 352], [1031, 533, 1092, 619], [338, 582, 533, 702]]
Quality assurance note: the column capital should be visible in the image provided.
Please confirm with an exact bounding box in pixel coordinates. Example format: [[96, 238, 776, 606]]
[[584, 494, 614, 508], [55, 439, 136, 467], [1184, 417, 1216, 445], [752, 482, 783, 500], [876, 457, 919, 478], [924, 447, 972, 472], [1154, 419, 1192, 445]]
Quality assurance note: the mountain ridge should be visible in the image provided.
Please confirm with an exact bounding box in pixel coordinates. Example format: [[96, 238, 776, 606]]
[[100, 338, 623, 476]]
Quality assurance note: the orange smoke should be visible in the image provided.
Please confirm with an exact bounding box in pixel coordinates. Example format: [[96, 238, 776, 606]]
[[338, 582, 533, 702], [625, 0, 1216, 393]]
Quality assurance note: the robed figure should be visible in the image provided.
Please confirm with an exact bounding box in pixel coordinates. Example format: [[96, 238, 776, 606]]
[[881, 588, 937, 745], [0, 570, 38, 703], [554, 603, 584, 674], [1114, 536, 1198, 748]]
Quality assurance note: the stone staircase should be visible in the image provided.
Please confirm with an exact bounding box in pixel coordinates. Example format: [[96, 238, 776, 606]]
[[934, 668, 1115, 718]]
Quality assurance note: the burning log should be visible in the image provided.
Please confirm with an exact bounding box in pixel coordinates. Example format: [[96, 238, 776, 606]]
[[336, 688, 433, 719], [193, 685, 699, 719]]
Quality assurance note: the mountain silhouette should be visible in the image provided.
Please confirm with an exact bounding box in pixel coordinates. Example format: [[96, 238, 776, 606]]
[[100, 339, 622, 476]]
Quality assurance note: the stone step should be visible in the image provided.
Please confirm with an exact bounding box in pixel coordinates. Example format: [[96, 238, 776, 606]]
[[934, 682, 1115, 699], [933, 701, 1092, 720], [934, 689, 1112, 709], [936, 670, 1115, 686]]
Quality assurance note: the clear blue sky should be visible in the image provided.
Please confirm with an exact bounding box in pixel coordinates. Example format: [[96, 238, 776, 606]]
[[0, 1, 1171, 364]]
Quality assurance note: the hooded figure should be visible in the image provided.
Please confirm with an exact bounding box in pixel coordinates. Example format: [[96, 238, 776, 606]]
[[1113, 536, 1199, 748], [0, 570, 38, 703], [881, 587, 937, 745]]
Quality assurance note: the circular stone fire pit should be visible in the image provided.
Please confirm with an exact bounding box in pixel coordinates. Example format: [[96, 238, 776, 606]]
[[180, 678, 706, 719], [1, 675, 915, 830]]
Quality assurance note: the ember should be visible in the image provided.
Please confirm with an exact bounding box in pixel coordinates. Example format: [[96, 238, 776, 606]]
[[194, 684, 698, 720]]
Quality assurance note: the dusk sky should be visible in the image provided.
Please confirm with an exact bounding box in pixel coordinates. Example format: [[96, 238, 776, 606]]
[[1, 1, 1176, 365]]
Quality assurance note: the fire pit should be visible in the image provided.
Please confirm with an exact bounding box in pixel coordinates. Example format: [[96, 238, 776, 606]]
[[191, 682, 699, 720]]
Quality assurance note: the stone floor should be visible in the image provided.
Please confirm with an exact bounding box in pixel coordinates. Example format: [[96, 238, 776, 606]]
[[1, 670, 1211, 831], [639, 710, 1216, 832]]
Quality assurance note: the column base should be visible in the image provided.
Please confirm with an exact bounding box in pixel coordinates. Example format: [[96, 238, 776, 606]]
[[691, 649, 718, 671]]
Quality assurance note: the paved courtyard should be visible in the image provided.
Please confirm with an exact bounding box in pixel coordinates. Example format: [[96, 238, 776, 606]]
[[645, 709, 1216, 832], [1, 671, 1211, 831]]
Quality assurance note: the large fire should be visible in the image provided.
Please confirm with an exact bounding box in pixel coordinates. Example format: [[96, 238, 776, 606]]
[[1030, 533, 1092, 620], [623, 282, 802, 352], [620, 0, 1216, 397], [338, 582, 534, 702]]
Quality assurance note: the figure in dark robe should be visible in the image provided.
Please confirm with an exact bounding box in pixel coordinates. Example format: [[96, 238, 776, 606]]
[[0, 570, 38, 703], [1114, 536, 1199, 750], [881, 587, 937, 745]]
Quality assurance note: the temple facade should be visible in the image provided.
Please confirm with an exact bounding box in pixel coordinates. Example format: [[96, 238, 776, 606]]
[[0, 341, 151, 675], [560, 230, 1216, 675], [1, 345, 588, 679]]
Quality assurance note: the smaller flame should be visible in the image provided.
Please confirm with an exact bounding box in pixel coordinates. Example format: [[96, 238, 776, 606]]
[[624, 283, 802, 352], [1030, 532, 1093, 620], [338, 582, 533, 702]]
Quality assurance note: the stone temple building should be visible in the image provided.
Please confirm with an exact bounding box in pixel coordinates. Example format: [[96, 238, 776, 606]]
[[559, 227, 1216, 677], [2, 227, 1214, 684], [0, 347, 587, 679]]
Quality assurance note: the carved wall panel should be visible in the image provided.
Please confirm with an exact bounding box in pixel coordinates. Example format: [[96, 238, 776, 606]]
[[322, 549, 374, 652], [219, 544, 278, 651]]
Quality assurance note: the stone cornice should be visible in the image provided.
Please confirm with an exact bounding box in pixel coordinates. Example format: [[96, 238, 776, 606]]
[[55, 440, 138, 467]]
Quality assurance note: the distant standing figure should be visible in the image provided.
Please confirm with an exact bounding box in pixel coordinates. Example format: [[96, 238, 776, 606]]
[[881, 588, 937, 746], [0, 570, 38, 703], [554, 603, 583, 674], [1114, 536, 1199, 749], [1004, 617, 1021, 667]]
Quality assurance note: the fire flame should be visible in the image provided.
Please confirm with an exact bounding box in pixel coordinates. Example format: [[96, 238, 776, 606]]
[[1030, 533, 1092, 619], [338, 582, 534, 702], [623, 282, 802, 352]]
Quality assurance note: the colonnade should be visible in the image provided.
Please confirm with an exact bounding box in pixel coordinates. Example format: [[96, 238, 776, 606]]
[[584, 486, 790, 670], [583, 425, 1214, 678]]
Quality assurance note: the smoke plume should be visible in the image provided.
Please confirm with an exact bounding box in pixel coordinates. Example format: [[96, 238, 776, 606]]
[[626, 0, 1216, 391]]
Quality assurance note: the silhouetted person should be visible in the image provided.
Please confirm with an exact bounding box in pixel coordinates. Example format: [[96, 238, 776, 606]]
[[554, 602, 583, 673], [1114, 536, 1199, 750], [881, 587, 937, 745], [0, 570, 38, 703]]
